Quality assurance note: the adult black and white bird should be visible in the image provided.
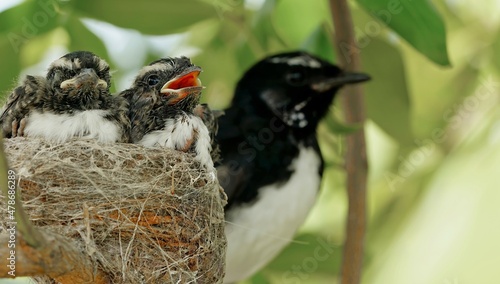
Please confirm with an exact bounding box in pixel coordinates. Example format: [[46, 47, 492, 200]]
[[0, 51, 129, 143], [216, 51, 371, 283], [122, 57, 215, 174]]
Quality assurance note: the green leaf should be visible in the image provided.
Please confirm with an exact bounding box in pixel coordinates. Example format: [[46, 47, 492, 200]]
[[265, 233, 341, 275], [356, 0, 450, 66], [0, 0, 61, 53], [0, 38, 21, 101], [324, 113, 362, 135], [192, 36, 241, 108], [1, 1, 60, 34], [19, 28, 67, 68], [65, 18, 117, 92], [248, 273, 272, 284], [66, 18, 109, 61], [235, 42, 258, 71], [412, 65, 479, 138], [251, 0, 281, 53], [492, 32, 500, 73], [185, 19, 220, 50], [273, 0, 332, 48], [361, 38, 413, 145], [71, 0, 219, 35], [301, 23, 336, 63]]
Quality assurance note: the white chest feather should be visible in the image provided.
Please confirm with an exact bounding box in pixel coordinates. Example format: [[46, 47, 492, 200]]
[[24, 110, 121, 143], [138, 115, 214, 172], [224, 146, 322, 283]]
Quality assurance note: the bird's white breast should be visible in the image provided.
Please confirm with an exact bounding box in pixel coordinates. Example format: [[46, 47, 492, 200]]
[[138, 115, 214, 172], [24, 110, 121, 143], [224, 145, 322, 283]]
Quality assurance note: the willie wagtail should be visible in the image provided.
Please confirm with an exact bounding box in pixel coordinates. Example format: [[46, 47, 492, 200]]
[[216, 51, 370, 282]]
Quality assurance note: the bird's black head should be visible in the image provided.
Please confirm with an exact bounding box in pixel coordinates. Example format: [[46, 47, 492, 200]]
[[45, 51, 111, 110], [129, 57, 203, 112], [234, 51, 370, 131]]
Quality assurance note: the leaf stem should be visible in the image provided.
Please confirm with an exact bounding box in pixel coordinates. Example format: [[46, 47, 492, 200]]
[[329, 1, 368, 283]]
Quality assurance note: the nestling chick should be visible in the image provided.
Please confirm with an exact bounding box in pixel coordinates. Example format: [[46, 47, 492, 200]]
[[194, 103, 224, 164], [0, 75, 48, 138], [121, 57, 215, 173], [0, 51, 130, 143]]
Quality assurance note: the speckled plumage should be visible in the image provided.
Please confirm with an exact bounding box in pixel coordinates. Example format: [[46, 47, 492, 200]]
[[122, 57, 215, 172], [194, 103, 224, 163], [0, 51, 130, 143], [0, 75, 48, 137]]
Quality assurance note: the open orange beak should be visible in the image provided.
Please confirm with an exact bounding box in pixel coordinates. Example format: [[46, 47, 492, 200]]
[[160, 69, 204, 105]]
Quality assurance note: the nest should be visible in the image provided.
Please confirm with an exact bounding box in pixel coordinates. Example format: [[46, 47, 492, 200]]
[[1, 138, 227, 283]]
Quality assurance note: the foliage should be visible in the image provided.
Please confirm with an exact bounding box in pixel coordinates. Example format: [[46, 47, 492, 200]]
[[1, 0, 500, 283]]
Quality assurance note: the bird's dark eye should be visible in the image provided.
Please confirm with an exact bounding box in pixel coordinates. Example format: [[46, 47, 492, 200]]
[[286, 69, 307, 85], [147, 75, 160, 86]]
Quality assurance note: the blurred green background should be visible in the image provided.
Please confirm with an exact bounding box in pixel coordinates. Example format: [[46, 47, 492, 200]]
[[1, 0, 500, 283]]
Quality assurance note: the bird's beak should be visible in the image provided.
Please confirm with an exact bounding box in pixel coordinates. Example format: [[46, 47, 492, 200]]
[[311, 72, 371, 92], [160, 68, 204, 105], [60, 68, 108, 90]]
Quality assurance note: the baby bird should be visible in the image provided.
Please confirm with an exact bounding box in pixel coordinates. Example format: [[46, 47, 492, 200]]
[[121, 57, 215, 173], [0, 51, 129, 143], [0, 75, 48, 138], [193, 103, 224, 164]]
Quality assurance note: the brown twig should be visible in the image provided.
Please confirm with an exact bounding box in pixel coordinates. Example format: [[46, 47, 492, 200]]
[[0, 136, 45, 248], [0, 228, 109, 283], [329, 1, 368, 284]]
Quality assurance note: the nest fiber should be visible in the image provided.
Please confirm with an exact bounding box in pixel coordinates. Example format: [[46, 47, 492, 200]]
[[2, 138, 227, 283]]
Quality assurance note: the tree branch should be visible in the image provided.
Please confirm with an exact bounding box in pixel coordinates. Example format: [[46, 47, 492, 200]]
[[0, 136, 45, 248], [0, 229, 109, 283], [329, 1, 368, 284], [0, 136, 109, 283]]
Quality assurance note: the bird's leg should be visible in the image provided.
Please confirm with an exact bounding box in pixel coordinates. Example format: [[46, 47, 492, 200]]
[[11, 119, 19, 137], [18, 117, 27, 137], [180, 137, 194, 152]]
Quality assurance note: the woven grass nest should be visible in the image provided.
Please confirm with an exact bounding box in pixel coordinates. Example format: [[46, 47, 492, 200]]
[[1, 137, 227, 283]]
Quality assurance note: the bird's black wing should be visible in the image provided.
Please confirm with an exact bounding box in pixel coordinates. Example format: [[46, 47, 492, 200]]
[[119, 88, 155, 143], [107, 94, 131, 143], [0, 75, 47, 137], [217, 106, 304, 210], [216, 107, 261, 208]]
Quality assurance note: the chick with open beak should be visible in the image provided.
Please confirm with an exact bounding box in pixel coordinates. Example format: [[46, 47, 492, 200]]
[[160, 65, 203, 108], [121, 57, 215, 174]]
